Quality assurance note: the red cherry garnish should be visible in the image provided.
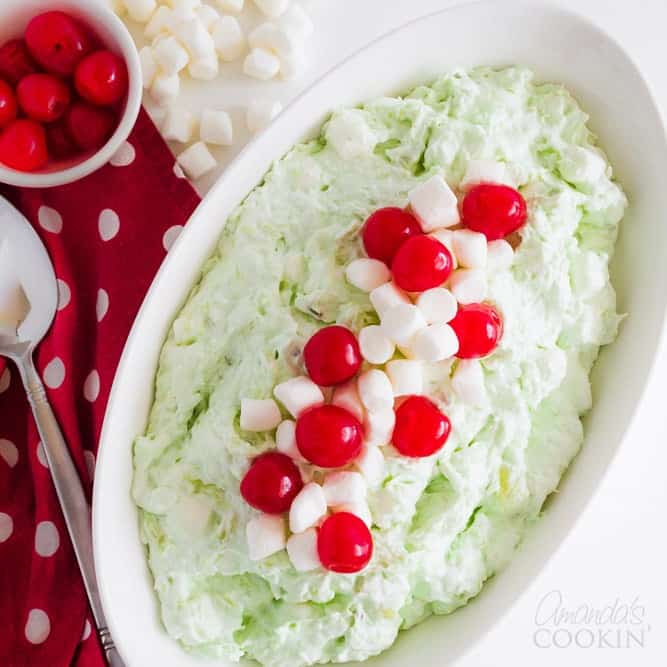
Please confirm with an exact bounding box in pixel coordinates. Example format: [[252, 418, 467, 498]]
[[75, 50, 128, 106], [240, 452, 303, 514], [392, 396, 450, 457], [296, 405, 363, 468], [362, 207, 422, 264], [0, 39, 38, 86], [391, 235, 453, 292], [0, 80, 18, 129], [449, 303, 503, 359], [462, 183, 527, 241], [25, 11, 92, 76], [303, 325, 362, 387], [46, 121, 78, 160], [0, 119, 48, 171], [317, 512, 373, 573], [65, 101, 116, 151], [17, 73, 71, 123]]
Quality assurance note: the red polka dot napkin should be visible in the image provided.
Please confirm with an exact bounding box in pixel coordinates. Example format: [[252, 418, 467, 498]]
[[0, 109, 201, 667]]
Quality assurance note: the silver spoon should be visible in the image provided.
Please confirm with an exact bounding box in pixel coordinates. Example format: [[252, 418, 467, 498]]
[[0, 196, 124, 667]]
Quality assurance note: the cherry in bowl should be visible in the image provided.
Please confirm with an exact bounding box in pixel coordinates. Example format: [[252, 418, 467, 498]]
[[240, 452, 304, 514], [318, 512, 373, 573]]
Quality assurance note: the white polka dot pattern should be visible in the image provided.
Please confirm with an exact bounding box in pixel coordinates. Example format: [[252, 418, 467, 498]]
[[38, 206, 63, 234], [83, 371, 100, 403], [109, 141, 136, 167], [36, 441, 49, 469], [35, 521, 60, 557], [81, 619, 91, 641], [0, 439, 18, 468], [96, 289, 109, 322], [43, 358, 66, 389], [0, 512, 12, 542], [25, 609, 50, 644], [99, 209, 121, 242], [163, 225, 184, 252], [56, 279, 71, 311]]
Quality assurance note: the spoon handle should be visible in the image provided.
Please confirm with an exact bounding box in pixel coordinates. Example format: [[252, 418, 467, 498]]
[[17, 354, 126, 667]]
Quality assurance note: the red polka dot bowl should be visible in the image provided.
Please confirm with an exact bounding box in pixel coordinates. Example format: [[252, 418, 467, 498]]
[[0, 0, 141, 188]]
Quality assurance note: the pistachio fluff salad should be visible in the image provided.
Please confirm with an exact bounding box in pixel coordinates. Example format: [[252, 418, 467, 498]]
[[133, 66, 627, 666]]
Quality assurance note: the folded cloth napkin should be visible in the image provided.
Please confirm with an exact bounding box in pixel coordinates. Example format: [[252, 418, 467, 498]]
[[0, 109, 201, 667]]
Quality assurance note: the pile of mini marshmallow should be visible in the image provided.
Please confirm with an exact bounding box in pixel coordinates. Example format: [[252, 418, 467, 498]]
[[239, 160, 517, 569], [115, 0, 313, 180]]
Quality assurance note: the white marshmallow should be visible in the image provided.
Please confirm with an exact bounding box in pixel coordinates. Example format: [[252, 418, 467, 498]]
[[172, 18, 216, 59], [274, 376, 324, 418], [381, 303, 426, 346], [143, 98, 166, 126], [246, 99, 283, 133], [453, 229, 487, 269], [144, 6, 173, 39], [216, 0, 244, 12], [176, 141, 217, 180], [336, 501, 372, 527], [279, 48, 306, 80], [200, 109, 233, 146], [452, 359, 487, 405], [289, 483, 327, 534], [123, 0, 156, 23], [188, 53, 219, 80], [286, 528, 320, 571], [138, 46, 157, 89], [243, 47, 281, 80], [355, 446, 385, 487], [410, 323, 459, 362], [369, 282, 410, 319], [246, 514, 286, 561], [253, 0, 289, 18], [279, 4, 314, 40], [0, 242, 30, 337], [408, 175, 460, 232], [212, 16, 245, 61], [345, 258, 391, 293], [276, 419, 304, 461], [323, 471, 366, 507], [331, 380, 365, 423], [195, 5, 220, 30], [429, 229, 458, 269], [161, 108, 197, 143], [248, 22, 299, 60], [170, 0, 201, 12], [386, 359, 423, 396], [487, 239, 514, 270], [325, 110, 377, 160], [357, 369, 394, 413], [449, 269, 487, 304], [111, 0, 127, 17], [240, 398, 281, 431], [460, 159, 511, 189], [358, 325, 395, 365], [150, 72, 180, 105], [153, 35, 190, 75], [415, 287, 457, 324], [363, 408, 395, 447]]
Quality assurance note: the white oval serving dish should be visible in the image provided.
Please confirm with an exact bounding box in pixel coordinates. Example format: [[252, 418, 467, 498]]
[[93, 2, 667, 666]]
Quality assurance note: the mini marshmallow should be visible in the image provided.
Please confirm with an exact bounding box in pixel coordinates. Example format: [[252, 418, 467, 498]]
[[355, 446, 385, 488], [453, 230, 487, 269], [325, 110, 377, 160], [323, 471, 366, 507], [337, 501, 372, 527], [240, 398, 281, 431], [386, 359, 423, 396], [246, 99, 283, 133], [200, 109, 233, 146], [172, 18, 216, 59], [170, 0, 201, 12], [452, 359, 487, 405], [279, 4, 314, 40], [289, 482, 327, 534], [332, 379, 364, 423], [363, 408, 395, 447], [359, 325, 395, 365], [243, 47, 281, 80], [345, 258, 391, 293], [195, 4, 220, 30], [381, 303, 426, 346], [188, 53, 219, 80], [153, 35, 190, 75], [370, 282, 410, 319], [139, 46, 157, 88], [460, 159, 510, 189], [217, 0, 244, 12], [286, 528, 320, 572], [415, 287, 457, 324], [408, 175, 460, 232], [246, 514, 286, 561], [274, 376, 324, 417], [176, 141, 217, 180], [487, 239, 514, 270], [449, 269, 487, 304], [144, 6, 173, 39], [212, 16, 245, 61], [248, 22, 298, 59], [161, 108, 197, 143], [276, 419, 304, 461], [150, 72, 180, 105], [410, 323, 459, 362], [429, 229, 458, 269], [123, 0, 156, 23], [358, 369, 394, 413], [253, 0, 289, 18]]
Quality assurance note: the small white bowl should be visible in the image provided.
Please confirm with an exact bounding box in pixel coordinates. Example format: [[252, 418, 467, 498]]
[[0, 0, 141, 188]]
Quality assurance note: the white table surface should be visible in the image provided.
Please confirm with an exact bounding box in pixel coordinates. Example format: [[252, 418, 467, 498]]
[[128, 1, 667, 665]]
